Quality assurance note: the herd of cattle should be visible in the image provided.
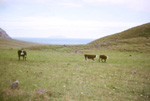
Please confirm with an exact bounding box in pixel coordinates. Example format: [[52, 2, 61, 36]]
[[18, 50, 108, 62]]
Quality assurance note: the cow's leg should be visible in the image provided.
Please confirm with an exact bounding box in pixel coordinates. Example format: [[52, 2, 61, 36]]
[[23, 55, 25, 61], [18, 56, 20, 60], [85, 56, 87, 61], [92, 58, 94, 61], [84, 56, 86, 61]]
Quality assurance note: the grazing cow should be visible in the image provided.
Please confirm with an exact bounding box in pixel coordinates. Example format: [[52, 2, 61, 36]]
[[18, 50, 27, 60], [84, 54, 97, 61], [99, 55, 108, 63]]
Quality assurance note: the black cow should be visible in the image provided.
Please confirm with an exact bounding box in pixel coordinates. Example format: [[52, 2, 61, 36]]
[[18, 50, 27, 60]]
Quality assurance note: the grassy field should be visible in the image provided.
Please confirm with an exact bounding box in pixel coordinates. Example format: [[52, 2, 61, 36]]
[[0, 47, 150, 101]]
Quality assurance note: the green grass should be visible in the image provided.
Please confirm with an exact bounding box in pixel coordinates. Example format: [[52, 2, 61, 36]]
[[0, 48, 150, 101]]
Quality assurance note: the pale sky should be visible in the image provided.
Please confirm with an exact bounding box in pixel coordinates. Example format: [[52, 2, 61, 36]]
[[0, 0, 150, 39]]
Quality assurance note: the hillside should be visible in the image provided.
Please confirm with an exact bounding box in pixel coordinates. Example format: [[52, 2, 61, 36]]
[[0, 28, 42, 49], [0, 23, 150, 52], [0, 37, 40, 49], [88, 23, 150, 52], [0, 28, 11, 39]]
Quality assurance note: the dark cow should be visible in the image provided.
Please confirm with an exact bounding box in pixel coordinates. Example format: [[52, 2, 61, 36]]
[[18, 50, 27, 60], [99, 55, 108, 63], [84, 54, 97, 61]]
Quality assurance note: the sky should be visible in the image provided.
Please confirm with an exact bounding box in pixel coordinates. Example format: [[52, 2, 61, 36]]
[[0, 0, 150, 39]]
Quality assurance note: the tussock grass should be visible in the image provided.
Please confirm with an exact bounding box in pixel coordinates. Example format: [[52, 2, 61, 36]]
[[0, 48, 150, 101]]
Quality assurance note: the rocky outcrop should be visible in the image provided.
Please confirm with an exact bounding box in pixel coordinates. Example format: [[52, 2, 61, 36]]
[[0, 28, 11, 39]]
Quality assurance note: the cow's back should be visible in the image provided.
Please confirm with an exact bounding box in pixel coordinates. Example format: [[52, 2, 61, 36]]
[[85, 54, 96, 57], [84, 54, 96, 61], [100, 55, 107, 59]]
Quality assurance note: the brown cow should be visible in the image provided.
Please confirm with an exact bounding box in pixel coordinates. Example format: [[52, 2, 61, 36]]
[[84, 54, 97, 61], [99, 55, 108, 63]]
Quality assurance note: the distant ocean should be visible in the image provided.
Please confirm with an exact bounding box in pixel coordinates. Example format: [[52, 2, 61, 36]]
[[14, 38, 95, 45]]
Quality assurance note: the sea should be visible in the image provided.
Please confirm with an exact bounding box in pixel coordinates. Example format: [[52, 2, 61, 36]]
[[14, 37, 95, 45]]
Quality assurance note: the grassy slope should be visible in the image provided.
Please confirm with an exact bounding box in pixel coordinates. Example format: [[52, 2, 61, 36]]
[[0, 37, 40, 49], [88, 23, 150, 52]]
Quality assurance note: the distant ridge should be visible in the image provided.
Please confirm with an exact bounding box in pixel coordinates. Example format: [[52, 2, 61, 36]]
[[0, 37, 41, 49], [89, 23, 150, 52], [0, 28, 41, 49], [0, 28, 11, 39]]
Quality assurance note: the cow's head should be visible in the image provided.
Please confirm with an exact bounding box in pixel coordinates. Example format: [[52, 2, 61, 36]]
[[21, 50, 24, 55], [107, 56, 109, 59]]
